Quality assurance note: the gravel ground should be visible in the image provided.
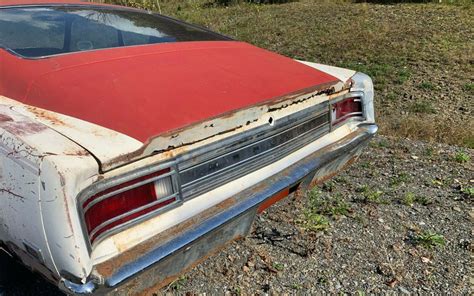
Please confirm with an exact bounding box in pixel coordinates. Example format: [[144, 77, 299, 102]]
[[161, 136, 473, 295], [1, 135, 472, 295]]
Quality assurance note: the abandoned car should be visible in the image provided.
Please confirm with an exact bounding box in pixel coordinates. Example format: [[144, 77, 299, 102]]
[[0, 0, 377, 294]]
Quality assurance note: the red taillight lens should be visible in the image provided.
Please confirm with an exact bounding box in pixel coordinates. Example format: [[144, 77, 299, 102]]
[[331, 97, 363, 125], [83, 168, 177, 243]]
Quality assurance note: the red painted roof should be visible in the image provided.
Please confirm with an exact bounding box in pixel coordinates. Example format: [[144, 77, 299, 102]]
[[1, 42, 339, 143]]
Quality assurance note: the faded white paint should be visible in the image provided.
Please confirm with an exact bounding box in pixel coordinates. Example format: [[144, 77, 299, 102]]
[[0, 103, 99, 281], [297, 60, 356, 83]]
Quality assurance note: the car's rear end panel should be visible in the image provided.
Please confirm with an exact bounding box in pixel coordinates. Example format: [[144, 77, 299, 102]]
[[55, 70, 376, 294], [64, 122, 377, 295]]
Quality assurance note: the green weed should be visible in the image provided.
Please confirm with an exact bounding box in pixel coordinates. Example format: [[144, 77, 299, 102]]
[[462, 187, 474, 198], [390, 172, 410, 187], [357, 185, 386, 204], [409, 101, 436, 114], [419, 81, 435, 90], [454, 151, 470, 163], [415, 231, 446, 249], [273, 262, 285, 271]]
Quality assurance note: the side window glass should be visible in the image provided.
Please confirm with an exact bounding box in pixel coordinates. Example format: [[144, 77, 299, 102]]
[[121, 31, 150, 46], [0, 9, 65, 57], [70, 16, 119, 52]]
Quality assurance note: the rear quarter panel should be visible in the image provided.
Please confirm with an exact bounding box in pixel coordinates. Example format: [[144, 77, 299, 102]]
[[0, 100, 99, 281]]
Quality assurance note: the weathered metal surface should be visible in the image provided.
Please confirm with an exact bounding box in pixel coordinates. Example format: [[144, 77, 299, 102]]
[[109, 209, 256, 296], [0, 96, 143, 173], [0, 102, 100, 283], [64, 124, 377, 295]]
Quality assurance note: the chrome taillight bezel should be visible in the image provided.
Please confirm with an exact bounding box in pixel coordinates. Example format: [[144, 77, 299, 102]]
[[77, 160, 182, 252], [329, 92, 366, 130]]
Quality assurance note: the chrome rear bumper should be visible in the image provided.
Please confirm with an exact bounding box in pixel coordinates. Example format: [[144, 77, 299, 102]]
[[60, 123, 377, 295]]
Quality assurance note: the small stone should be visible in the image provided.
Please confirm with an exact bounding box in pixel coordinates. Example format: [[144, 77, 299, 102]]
[[386, 278, 399, 288], [392, 242, 403, 253], [469, 210, 474, 220], [376, 264, 392, 276], [421, 256, 431, 263], [411, 155, 419, 160], [453, 206, 461, 212], [242, 265, 250, 273], [247, 261, 255, 268], [399, 286, 410, 294]]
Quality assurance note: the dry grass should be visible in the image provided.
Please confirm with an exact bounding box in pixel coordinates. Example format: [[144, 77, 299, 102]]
[[94, 0, 474, 148]]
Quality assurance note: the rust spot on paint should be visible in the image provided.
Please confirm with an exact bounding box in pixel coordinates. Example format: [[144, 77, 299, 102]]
[[1, 121, 48, 136], [0, 114, 13, 122], [103, 81, 348, 171], [26, 106, 66, 126], [64, 149, 90, 157]]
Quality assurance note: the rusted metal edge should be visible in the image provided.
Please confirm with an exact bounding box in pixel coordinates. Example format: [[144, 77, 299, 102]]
[[104, 80, 346, 172]]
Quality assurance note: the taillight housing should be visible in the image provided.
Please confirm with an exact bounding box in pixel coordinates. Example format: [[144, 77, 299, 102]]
[[331, 97, 364, 125], [81, 166, 181, 244]]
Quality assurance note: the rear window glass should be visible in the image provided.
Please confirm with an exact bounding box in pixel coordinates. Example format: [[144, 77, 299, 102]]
[[0, 6, 229, 58]]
